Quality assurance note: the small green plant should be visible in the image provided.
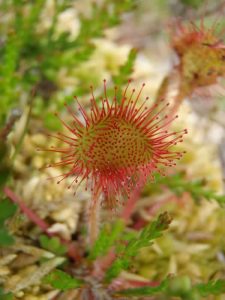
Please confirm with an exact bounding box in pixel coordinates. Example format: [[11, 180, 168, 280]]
[[104, 212, 172, 282], [39, 235, 67, 256], [88, 219, 125, 260], [42, 269, 83, 291], [42, 213, 172, 297]]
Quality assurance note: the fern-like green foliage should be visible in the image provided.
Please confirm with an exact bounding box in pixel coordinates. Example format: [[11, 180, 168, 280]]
[[0, 0, 135, 127], [117, 277, 225, 299], [42, 269, 83, 291], [0, 198, 17, 246], [195, 279, 225, 297], [105, 212, 172, 282], [89, 219, 125, 261], [0, 0, 45, 124], [146, 173, 225, 206], [113, 49, 137, 86]]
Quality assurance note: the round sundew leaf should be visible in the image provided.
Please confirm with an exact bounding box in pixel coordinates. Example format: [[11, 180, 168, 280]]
[[42, 81, 187, 209]]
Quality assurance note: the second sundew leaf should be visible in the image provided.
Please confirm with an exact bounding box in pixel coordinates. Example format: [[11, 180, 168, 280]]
[[171, 18, 225, 102], [104, 212, 172, 282], [89, 219, 125, 261], [42, 269, 83, 291]]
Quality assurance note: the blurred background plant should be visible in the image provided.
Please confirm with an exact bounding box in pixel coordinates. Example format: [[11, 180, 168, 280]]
[[1, 0, 225, 299]]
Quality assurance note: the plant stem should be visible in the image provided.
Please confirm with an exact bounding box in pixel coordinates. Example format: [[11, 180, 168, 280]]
[[121, 174, 146, 222], [4, 186, 49, 232], [88, 186, 101, 246]]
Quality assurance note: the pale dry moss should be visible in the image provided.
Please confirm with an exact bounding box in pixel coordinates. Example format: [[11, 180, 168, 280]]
[[174, 102, 223, 191], [11, 131, 84, 238]]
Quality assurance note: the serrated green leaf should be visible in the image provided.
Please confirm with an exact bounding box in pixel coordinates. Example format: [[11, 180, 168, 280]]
[[42, 269, 83, 291], [89, 219, 124, 260], [39, 235, 67, 256], [105, 212, 171, 282]]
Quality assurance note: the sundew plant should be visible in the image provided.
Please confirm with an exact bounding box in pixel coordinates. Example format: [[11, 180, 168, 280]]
[[1, 1, 225, 300]]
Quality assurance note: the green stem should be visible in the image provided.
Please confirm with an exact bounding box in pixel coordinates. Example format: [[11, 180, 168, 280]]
[[121, 174, 146, 222]]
